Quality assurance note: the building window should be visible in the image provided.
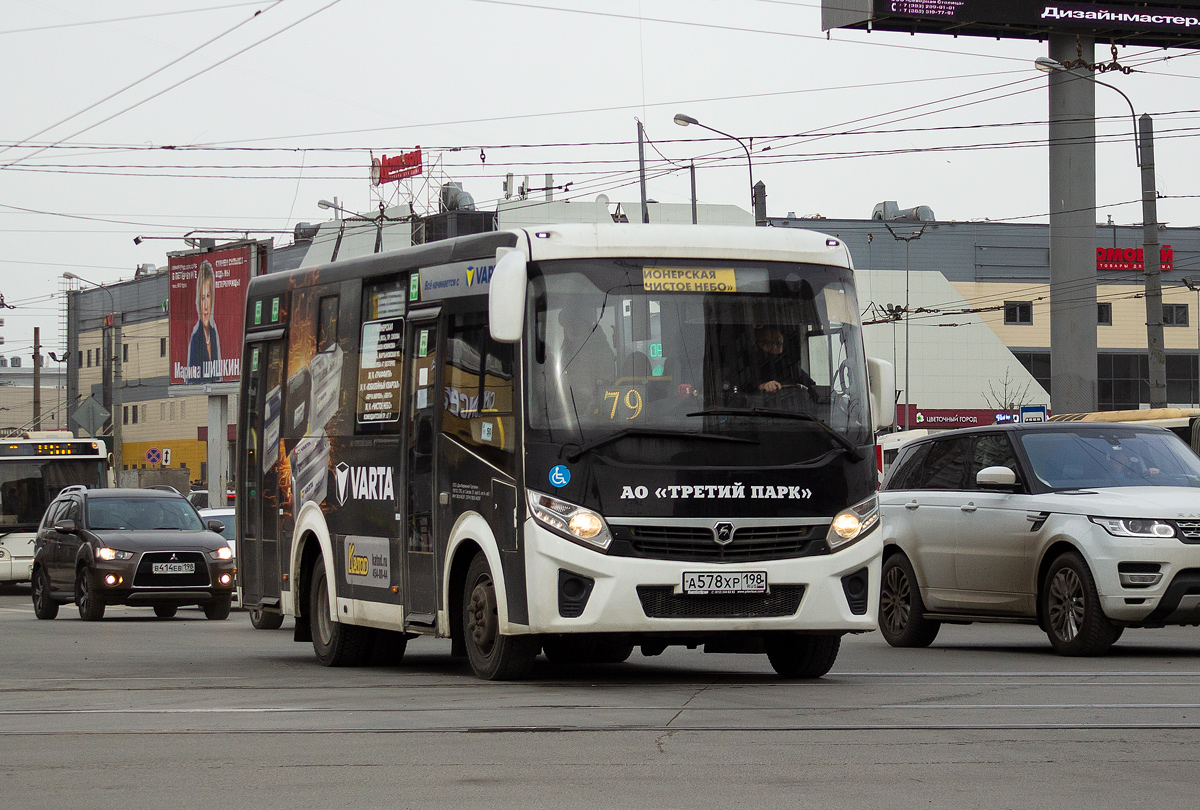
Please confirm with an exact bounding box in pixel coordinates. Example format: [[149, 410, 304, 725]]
[[122, 343, 129, 362], [123, 406, 129, 425], [86, 349, 92, 368], [131, 406, 138, 425], [141, 404, 147, 423], [1004, 301, 1033, 325], [170, 401, 177, 421], [1164, 304, 1189, 327], [160, 402, 167, 421], [1098, 302, 1112, 326], [78, 350, 83, 367], [160, 337, 167, 357], [180, 400, 186, 421]]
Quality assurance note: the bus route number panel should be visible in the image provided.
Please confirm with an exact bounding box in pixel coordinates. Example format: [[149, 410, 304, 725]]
[[681, 571, 768, 595]]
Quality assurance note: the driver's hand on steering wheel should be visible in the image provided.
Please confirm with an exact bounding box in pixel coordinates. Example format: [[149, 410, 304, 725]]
[[758, 380, 782, 393]]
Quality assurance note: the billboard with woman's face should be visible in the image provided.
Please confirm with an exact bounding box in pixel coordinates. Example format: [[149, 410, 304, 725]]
[[169, 245, 252, 385]]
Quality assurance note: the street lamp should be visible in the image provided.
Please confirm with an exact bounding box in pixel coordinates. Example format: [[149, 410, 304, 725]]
[[63, 272, 122, 473], [1035, 56, 1167, 408], [673, 113, 756, 221]]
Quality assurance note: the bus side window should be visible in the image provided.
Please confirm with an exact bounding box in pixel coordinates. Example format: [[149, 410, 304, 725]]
[[444, 312, 516, 474]]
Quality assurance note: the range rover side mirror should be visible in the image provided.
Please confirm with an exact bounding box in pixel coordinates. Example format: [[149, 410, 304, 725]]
[[976, 465, 1019, 490]]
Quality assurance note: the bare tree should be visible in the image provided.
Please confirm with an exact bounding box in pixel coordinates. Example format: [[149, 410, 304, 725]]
[[983, 367, 1034, 412]]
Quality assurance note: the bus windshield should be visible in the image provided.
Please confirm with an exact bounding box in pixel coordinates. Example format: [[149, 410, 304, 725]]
[[0, 460, 106, 529], [526, 258, 871, 461]]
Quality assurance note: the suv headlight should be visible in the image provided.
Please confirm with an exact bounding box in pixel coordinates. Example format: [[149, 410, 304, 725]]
[[527, 489, 612, 551], [1090, 516, 1176, 538], [208, 546, 234, 560], [96, 548, 134, 561], [827, 495, 879, 551]]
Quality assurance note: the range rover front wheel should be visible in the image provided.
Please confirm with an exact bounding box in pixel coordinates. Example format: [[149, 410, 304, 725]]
[[879, 553, 940, 648], [1042, 551, 1120, 656]]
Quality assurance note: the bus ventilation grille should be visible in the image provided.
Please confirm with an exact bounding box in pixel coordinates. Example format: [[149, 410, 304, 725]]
[[635, 585, 805, 619]]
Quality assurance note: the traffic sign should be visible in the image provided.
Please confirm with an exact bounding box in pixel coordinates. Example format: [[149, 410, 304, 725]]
[[162, 448, 171, 466], [146, 447, 162, 465], [71, 396, 110, 437], [1020, 406, 1048, 424]]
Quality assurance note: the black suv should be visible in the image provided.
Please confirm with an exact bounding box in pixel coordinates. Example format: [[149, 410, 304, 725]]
[[31, 486, 236, 621]]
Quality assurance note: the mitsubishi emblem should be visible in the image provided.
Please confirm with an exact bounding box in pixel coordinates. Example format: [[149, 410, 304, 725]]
[[713, 522, 734, 546]]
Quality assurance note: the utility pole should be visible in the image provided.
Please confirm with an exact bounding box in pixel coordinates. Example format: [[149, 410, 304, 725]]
[[32, 327, 41, 429], [637, 120, 649, 224], [689, 162, 697, 225], [1140, 113, 1167, 408], [885, 224, 926, 430], [112, 314, 123, 475]]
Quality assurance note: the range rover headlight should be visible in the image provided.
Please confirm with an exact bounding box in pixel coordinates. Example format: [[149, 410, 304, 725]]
[[826, 495, 879, 551], [1090, 516, 1176, 538], [527, 490, 612, 551], [96, 547, 133, 561]]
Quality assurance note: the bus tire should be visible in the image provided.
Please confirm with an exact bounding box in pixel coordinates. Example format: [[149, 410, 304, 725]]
[[309, 556, 371, 667], [32, 566, 58, 620], [249, 607, 285, 630], [765, 632, 841, 679], [462, 551, 538, 680]]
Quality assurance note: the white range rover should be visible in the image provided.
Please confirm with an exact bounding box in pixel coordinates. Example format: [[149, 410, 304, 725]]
[[878, 422, 1200, 656]]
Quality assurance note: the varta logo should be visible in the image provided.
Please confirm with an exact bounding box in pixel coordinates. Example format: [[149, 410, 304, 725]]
[[337, 465, 395, 503], [465, 263, 495, 287]]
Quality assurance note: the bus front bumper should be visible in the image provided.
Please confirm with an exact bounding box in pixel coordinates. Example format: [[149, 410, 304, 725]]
[[521, 520, 882, 635]]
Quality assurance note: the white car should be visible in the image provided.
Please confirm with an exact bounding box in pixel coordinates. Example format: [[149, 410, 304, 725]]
[[197, 507, 239, 609], [878, 422, 1200, 656]]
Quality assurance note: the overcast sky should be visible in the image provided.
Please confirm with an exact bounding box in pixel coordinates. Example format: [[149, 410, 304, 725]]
[[4, 0, 1199, 359]]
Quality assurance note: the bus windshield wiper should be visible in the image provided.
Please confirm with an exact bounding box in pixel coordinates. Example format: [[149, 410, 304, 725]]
[[685, 408, 863, 461], [564, 428, 758, 462]]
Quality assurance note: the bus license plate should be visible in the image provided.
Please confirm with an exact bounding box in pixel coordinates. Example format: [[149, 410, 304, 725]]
[[682, 571, 767, 595], [152, 562, 194, 575]]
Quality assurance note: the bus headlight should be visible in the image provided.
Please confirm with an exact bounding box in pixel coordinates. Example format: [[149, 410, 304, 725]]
[[827, 495, 879, 551], [527, 490, 613, 551]]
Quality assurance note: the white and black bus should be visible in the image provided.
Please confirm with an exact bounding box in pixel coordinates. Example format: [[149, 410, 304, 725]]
[[237, 224, 894, 679]]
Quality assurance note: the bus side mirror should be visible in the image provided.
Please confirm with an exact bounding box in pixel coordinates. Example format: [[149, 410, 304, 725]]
[[867, 357, 896, 432], [489, 247, 528, 344]]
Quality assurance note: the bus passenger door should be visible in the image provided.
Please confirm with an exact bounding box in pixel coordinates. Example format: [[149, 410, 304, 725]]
[[240, 338, 286, 612], [403, 316, 440, 625]]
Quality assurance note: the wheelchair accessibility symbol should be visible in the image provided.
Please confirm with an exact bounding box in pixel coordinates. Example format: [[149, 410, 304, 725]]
[[548, 465, 571, 488]]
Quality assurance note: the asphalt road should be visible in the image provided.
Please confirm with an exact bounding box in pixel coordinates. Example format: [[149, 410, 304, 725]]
[[2, 582, 1199, 810]]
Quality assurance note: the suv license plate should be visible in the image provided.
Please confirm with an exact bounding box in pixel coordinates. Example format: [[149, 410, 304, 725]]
[[682, 571, 767, 595], [152, 562, 194, 574]]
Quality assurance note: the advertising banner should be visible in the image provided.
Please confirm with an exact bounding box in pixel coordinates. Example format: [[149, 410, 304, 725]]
[[169, 245, 252, 386]]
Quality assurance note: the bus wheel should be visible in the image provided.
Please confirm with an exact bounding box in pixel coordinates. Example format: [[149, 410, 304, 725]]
[[462, 552, 538, 680], [249, 607, 285, 630], [310, 557, 371, 667], [765, 632, 841, 679], [32, 566, 58, 620]]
